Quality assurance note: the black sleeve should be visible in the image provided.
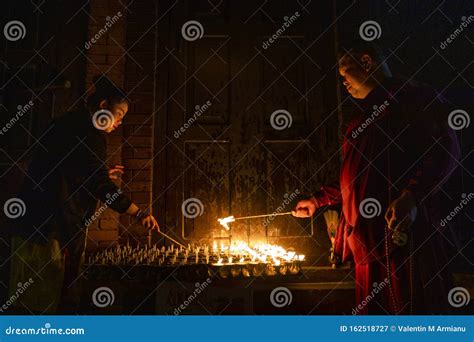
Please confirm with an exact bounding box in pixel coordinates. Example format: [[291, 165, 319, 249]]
[[82, 130, 132, 213]]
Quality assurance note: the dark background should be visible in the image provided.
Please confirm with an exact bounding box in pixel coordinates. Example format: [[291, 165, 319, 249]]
[[0, 0, 473, 313]]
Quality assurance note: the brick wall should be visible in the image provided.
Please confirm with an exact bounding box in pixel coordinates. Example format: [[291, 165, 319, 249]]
[[83, 0, 127, 250], [84, 0, 155, 250], [120, 0, 156, 243]]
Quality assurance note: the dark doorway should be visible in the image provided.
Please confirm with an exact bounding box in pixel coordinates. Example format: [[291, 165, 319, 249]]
[[153, 0, 340, 260]]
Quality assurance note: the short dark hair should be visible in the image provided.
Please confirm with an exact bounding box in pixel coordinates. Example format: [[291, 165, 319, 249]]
[[86, 75, 129, 108], [338, 39, 386, 65]]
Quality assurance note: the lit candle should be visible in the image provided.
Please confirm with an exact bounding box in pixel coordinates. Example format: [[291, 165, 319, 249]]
[[217, 216, 235, 230]]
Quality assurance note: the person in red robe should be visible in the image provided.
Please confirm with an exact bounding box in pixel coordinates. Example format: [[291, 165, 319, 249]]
[[293, 40, 460, 314]]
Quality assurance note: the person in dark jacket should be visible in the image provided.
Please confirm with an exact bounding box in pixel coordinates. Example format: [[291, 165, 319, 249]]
[[8, 76, 158, 313]]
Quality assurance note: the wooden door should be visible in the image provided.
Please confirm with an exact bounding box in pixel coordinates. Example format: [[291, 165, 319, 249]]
[[154, 0, 340, 260]]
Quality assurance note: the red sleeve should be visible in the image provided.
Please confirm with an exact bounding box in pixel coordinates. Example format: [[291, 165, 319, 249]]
[[313, 183, 342, 207]]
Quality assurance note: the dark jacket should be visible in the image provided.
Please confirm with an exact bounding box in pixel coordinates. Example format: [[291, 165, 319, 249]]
[[16, 105, 132, 255]]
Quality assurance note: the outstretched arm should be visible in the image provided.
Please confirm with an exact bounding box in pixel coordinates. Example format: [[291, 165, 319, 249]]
[[292, 182, 342, 217], [83, 132, 159, 230]]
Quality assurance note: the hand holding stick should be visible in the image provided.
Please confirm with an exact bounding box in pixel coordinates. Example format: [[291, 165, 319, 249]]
[[217, 212, 293, 230]]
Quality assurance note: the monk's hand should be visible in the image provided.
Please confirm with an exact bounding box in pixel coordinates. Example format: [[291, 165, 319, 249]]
[[292, 197, 318, 218], [108, 165, 124, 180], [384, 190, 417, 232], [141, 214, 160, 232]]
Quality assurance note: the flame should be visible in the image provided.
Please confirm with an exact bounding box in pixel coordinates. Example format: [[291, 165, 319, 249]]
[[228, 240, 304, 264], [217, 216, 235, 230], [206, 240, 303, 266], [220, 241, 227, 251]]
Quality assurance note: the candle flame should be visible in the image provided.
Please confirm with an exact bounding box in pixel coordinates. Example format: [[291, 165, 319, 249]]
[[220, 241, 226, 251], [207, 240, 304, 266], [217, 216, 235, 230], [228, 241, 304, 264]]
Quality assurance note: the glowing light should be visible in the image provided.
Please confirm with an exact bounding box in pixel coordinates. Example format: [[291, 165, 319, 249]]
[[219, 241, 227, 251], [227, 240, 304, 264], [217, 216, 235, 230]]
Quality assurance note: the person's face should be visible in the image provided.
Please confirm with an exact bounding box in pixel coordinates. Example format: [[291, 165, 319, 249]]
[[99, 100, 128, 133], [338, 54, 374, 99]]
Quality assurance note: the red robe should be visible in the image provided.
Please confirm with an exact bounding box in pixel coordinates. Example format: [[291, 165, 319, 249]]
[[315, 78, 460, 314]]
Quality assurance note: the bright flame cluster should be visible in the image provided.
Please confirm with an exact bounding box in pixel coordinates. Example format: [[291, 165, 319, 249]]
[[212, 240, 304, 266], [217, 216, 235, 230]]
